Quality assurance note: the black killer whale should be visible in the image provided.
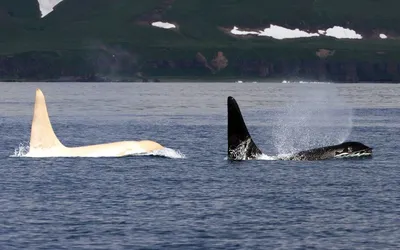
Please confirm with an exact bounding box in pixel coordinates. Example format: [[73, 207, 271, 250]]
[[227, 96, 373, 161]]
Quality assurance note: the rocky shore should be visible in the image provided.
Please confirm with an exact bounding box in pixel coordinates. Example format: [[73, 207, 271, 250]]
[[1, 50, 399, 83]]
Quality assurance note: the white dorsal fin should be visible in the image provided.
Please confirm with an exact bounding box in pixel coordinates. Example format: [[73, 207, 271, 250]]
[[29, 89, 64, 150]]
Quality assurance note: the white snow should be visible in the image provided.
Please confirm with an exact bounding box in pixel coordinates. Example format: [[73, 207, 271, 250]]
[[37, 0, 63, 18], [258, 25, 319, 39], [324, 26, 362, 39], [231, 25, 319, 39], [231, 24, 364, 40], [380, 33, 388, 39], [231, 26, 259, 35], [151, 21, 176, 29]]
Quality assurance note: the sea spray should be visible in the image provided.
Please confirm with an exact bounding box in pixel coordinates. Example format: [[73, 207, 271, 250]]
[[271, 84, 353, 154], [11, 142, 30, 157]]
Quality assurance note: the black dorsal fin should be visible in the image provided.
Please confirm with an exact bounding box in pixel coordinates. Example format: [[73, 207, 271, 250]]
[[227, 96, 262, 160]]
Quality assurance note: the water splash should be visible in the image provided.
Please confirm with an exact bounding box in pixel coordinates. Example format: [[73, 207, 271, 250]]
[[224, 153, 292, 161], [11, 142, 30, 157], [228, 139, 253, 160], [141, 147, 186, 159], [282, 80, 332, 84], [271, 85, 353, 154], [257, 154, 278, 160]]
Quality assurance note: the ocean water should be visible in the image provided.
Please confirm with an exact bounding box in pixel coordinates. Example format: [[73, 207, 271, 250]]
[[0, 82, 399, 249]]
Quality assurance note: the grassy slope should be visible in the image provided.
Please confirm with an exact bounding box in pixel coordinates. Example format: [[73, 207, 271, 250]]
[[0, 0, 40, 19], [165, 0, 399, 32], [160, 0, 400, 60], [0, 0, 40, 40], [0, 0, 176, 52], [0, 0, 399, 62]]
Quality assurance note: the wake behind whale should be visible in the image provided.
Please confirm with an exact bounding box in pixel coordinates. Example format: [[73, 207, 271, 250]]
[[227, 96, 372, 161]]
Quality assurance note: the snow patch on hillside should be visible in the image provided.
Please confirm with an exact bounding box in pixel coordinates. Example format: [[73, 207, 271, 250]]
[[380, 33, 388, 39], [324, 26, 362, 39], [231, 27, 259, 35], [259, 25, 319, 39], [152, 21, 176, 29], [37, 0, 63, 18], [231, 25, 366, 40]]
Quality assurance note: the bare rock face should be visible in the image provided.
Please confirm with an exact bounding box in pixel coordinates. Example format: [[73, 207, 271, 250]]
[[211, 51, 228, 71], [316, 49, 335, 59], [195, 52, 215, 73], [195, 52, 207, 65], [2, 49, 400, 83]]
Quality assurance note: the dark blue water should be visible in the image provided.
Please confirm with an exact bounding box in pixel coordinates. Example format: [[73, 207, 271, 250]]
[[0, 82, 399, 249]]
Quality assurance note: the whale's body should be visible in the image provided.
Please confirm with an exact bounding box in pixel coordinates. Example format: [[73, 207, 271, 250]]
[[26, 89, 164, 157], [285, 141, 373, 161], [227, 96, 372, 161]]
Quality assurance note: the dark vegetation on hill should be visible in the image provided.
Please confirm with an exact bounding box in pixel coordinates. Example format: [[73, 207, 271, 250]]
[[0, 0, 400, 82], [0, 0, 40, 19]]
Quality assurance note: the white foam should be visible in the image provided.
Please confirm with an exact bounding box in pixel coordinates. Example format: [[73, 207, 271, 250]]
[[141, 147, 186, 159], [256, 154, 278, 160], [380, 33, 388, 39], [37, 0, 63, 18], [151, 21, 176, 29], [11, 143, 30, 157], [325, 26, 362, 39], [282, 80, 332, 84]]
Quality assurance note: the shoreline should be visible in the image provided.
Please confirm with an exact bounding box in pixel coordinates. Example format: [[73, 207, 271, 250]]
[[1, 77, 398, 84]]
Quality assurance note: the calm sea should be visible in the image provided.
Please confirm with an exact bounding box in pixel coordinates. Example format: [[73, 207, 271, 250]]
[[0, 82, 399, 249]]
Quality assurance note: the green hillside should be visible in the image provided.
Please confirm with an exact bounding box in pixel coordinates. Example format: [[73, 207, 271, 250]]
[[165, 0, 398, 34], [0, 0, 40, 19], [0, 0, 396, 49], [0, 0, 40, 39], [0, 0, 399, 82], [1, 0, 398, 50]]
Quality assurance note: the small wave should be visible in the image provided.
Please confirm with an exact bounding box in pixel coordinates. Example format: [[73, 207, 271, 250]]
[[224, 154, 279, 161], [282, 80, 332, 84], [257, 153, 298, 160], [140, 147, 186, 159]]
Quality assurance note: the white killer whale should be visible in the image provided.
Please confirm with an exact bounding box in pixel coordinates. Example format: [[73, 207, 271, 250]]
[[25, 89, 164, 157]]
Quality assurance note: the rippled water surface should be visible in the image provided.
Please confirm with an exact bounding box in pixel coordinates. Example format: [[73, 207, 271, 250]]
[[0, 82, 399, 249]]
